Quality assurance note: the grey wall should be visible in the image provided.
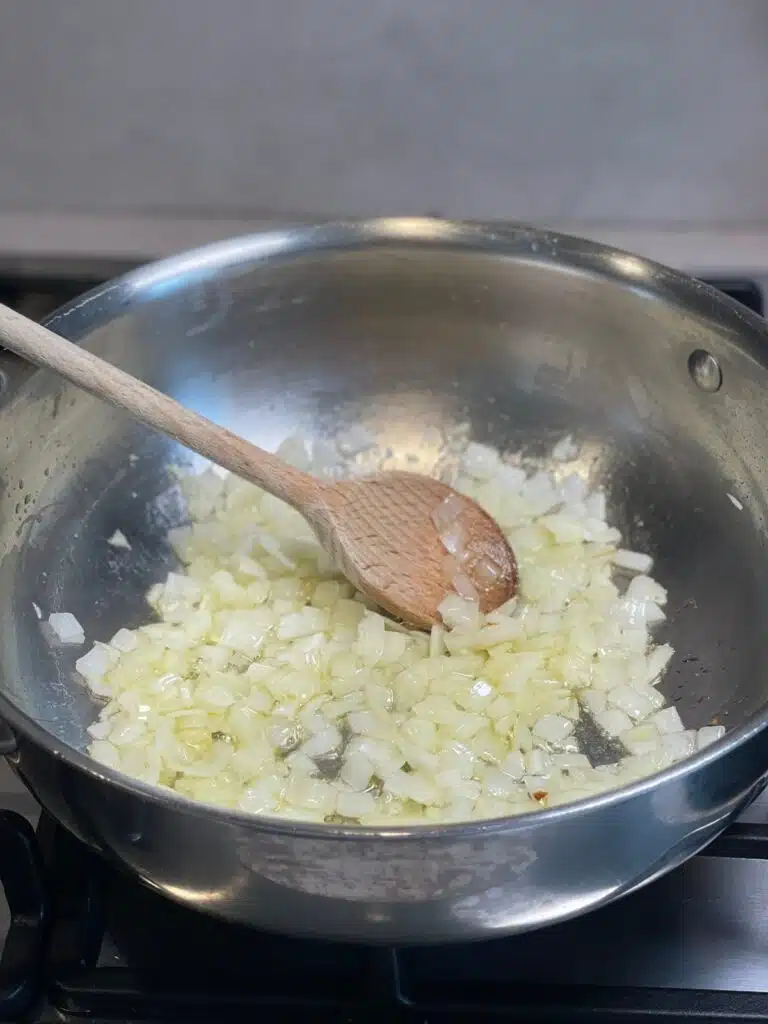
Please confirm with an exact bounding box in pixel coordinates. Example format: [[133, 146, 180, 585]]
[[1, 0, 767, 225]]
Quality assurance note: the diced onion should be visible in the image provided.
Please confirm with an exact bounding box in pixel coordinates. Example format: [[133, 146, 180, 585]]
[[652, 706, 684, 734], [107, 529, 132, 550], [47, 612, 85, 645], [452, 572, 479, 601], [432, 494, 467, 534], [606, 684, 656, 722], [460, 442, 501, 480], [696, 725, 725, 749], [613, 549, 654, 574], [661, 731, 696, 760], [532, 714, 574, 745], [595, 708, 633, 737], [78, 431, 706, 826], [110, 629, 139, 653]]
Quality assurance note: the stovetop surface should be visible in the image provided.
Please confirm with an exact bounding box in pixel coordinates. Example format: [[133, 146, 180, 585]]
[[0, 270, 765, 1023], [6, 806, 768, 1023]]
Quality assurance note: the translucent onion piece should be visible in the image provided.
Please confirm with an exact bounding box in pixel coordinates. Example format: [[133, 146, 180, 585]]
[[48, 612, 85, 645]]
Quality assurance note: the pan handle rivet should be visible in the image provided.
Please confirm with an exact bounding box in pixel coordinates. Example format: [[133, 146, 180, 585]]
[[688, 349, 722, 393]]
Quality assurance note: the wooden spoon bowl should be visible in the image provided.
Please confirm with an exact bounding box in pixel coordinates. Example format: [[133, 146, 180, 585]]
[[308, 471, 517, 628]]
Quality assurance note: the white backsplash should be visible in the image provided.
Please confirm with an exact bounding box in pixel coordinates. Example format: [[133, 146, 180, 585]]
[[1, 0, 768, 227]]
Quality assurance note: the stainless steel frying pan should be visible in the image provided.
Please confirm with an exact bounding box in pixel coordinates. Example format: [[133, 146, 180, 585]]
[[0, 218, 765, 943]]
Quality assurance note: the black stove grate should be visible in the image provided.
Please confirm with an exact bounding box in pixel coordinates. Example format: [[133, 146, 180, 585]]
[[0, 812, 761, 1022], [0, 813, 45, 1021], [697, 278, 764, 316]]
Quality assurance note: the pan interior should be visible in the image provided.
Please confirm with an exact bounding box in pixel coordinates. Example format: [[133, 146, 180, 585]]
[[0, 240, 765, 763]]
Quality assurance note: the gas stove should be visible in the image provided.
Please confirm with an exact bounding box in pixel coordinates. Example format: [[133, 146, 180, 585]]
[[0, 269, 766, 1023], [0, 805, 762, 1024]]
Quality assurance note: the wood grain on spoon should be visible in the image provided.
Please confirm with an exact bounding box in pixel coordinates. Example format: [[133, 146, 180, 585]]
[[0, 302, 518, 628], [308, 472, 517, 628]]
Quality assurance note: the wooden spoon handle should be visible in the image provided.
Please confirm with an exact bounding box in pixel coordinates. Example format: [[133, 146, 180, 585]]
[[0, 303, 319, 510]]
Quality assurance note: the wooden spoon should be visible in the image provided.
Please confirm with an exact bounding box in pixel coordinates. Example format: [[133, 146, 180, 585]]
[[0, 303, 517, 629]]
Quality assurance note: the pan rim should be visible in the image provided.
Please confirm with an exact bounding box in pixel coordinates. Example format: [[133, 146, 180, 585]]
[[1, 214, 767, 842]]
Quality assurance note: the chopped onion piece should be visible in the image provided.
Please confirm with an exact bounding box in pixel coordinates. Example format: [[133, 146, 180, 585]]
[[432, 493, 466, 534], [607, 684, 657, 722], [539, 514, 585, 544], [110, 628, 139, 653], [438, 594, 481, 631], [596, 708, 634, 737], [525, 748, 552, 776], [440, 525, 467, 560], [337, 789, 376, 818], [499, 750, 526, 779], [696, 725, 725, 749], [107, 529, 132, 550], [652, 706, 684, 734], [613, 549, 654, 574], [429, 624, 444, 658], [461, 442, 501, 480], [340, 752, 374, 791], [76, 643, 118, 686], [661, 731, 696, 760], [384, 768, 439, 805], [90, 740, 120, 769], [48, 612, 85, 645], [533, 714, 574, 745], [645, 644, 675, 685], [452, 572, 478, 601], [302, 725, 342, 758], [626, 575, 667, 607]]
